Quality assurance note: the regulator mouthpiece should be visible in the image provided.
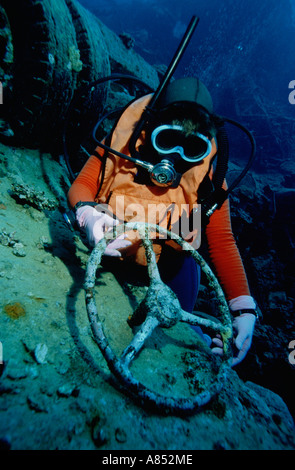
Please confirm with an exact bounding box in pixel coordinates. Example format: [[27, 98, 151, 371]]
[[149, 159, 180, 187]]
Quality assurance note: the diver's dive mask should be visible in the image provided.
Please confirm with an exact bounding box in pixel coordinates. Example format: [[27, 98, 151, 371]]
[[148, 124, 213, 187], [151, 124, 212, 163]]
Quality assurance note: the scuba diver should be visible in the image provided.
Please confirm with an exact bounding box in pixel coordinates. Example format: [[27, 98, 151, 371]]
[[67, 75, 258, 367]]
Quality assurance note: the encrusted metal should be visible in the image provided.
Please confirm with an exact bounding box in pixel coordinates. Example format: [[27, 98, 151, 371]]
[[84, 222, 233, 413]]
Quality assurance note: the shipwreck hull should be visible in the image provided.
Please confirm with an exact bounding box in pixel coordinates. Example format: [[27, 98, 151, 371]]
[[0, 0, 158, 152]]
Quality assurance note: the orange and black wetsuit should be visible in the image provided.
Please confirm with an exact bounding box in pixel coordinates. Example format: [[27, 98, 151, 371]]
[[68, 95, 254, 314]]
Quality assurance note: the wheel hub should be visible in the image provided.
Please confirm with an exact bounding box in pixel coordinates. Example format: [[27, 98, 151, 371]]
[[142, 280, 182, 328]]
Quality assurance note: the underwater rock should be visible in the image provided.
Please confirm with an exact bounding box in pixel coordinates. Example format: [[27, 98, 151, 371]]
[[12, 242, 26, 258], [91, 415, 109, 447], [245, 381, 294, 431], [0, 229, 19, 247], [119, 32, 135, 50], [34, 344, 48, 365], [57, 383, 76, 398], [0, 5, 13, 90], [115, 427, 127, 444], [27, 394, 49, 413], [6, 365, 28, 381]]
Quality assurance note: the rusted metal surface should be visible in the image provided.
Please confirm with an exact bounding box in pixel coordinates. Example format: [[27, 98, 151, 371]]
[[0, 0, 158, 151], [84, 222, 233, 413]]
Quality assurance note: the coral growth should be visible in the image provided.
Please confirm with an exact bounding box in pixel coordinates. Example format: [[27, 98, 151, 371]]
[[9, 182, 58, 211], [3, 302, 26, 319]]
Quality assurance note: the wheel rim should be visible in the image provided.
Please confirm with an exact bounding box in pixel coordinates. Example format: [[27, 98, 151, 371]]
[[84, 221, 233, 413]]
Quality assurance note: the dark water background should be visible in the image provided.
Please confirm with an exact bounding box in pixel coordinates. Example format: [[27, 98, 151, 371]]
[[78, 0, 295, 174]]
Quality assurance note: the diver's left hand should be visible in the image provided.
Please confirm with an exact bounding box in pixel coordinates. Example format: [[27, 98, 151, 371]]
[[211, 313, 256, 366], [232, 313, 256, 366]]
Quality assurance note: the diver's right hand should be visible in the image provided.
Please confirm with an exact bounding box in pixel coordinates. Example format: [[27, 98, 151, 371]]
[[76, 205, 131, 256]]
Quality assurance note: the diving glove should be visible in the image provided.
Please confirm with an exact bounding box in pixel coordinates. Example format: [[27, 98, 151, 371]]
[[211, 312, 256, 366], [231, 312, 256, 366], [76, 205, 131, 256]]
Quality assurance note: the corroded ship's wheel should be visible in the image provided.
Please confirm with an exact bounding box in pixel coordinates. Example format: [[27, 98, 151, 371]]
[[84, 222, 233, 413]]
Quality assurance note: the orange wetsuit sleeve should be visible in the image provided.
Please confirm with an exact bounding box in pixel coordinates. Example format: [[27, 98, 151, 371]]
[[67, 152, 103, 208], [205, 195, 251, 301]]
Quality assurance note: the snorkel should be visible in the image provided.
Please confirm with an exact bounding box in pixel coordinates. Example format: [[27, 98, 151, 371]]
[[90, 16, 200, 187], [128, 16, 199, 159]]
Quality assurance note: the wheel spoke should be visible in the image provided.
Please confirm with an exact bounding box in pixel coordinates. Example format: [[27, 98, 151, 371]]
[[139, 225, 161, 281], [180, 310, 225, 335], [120, 315, 159, 368]]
